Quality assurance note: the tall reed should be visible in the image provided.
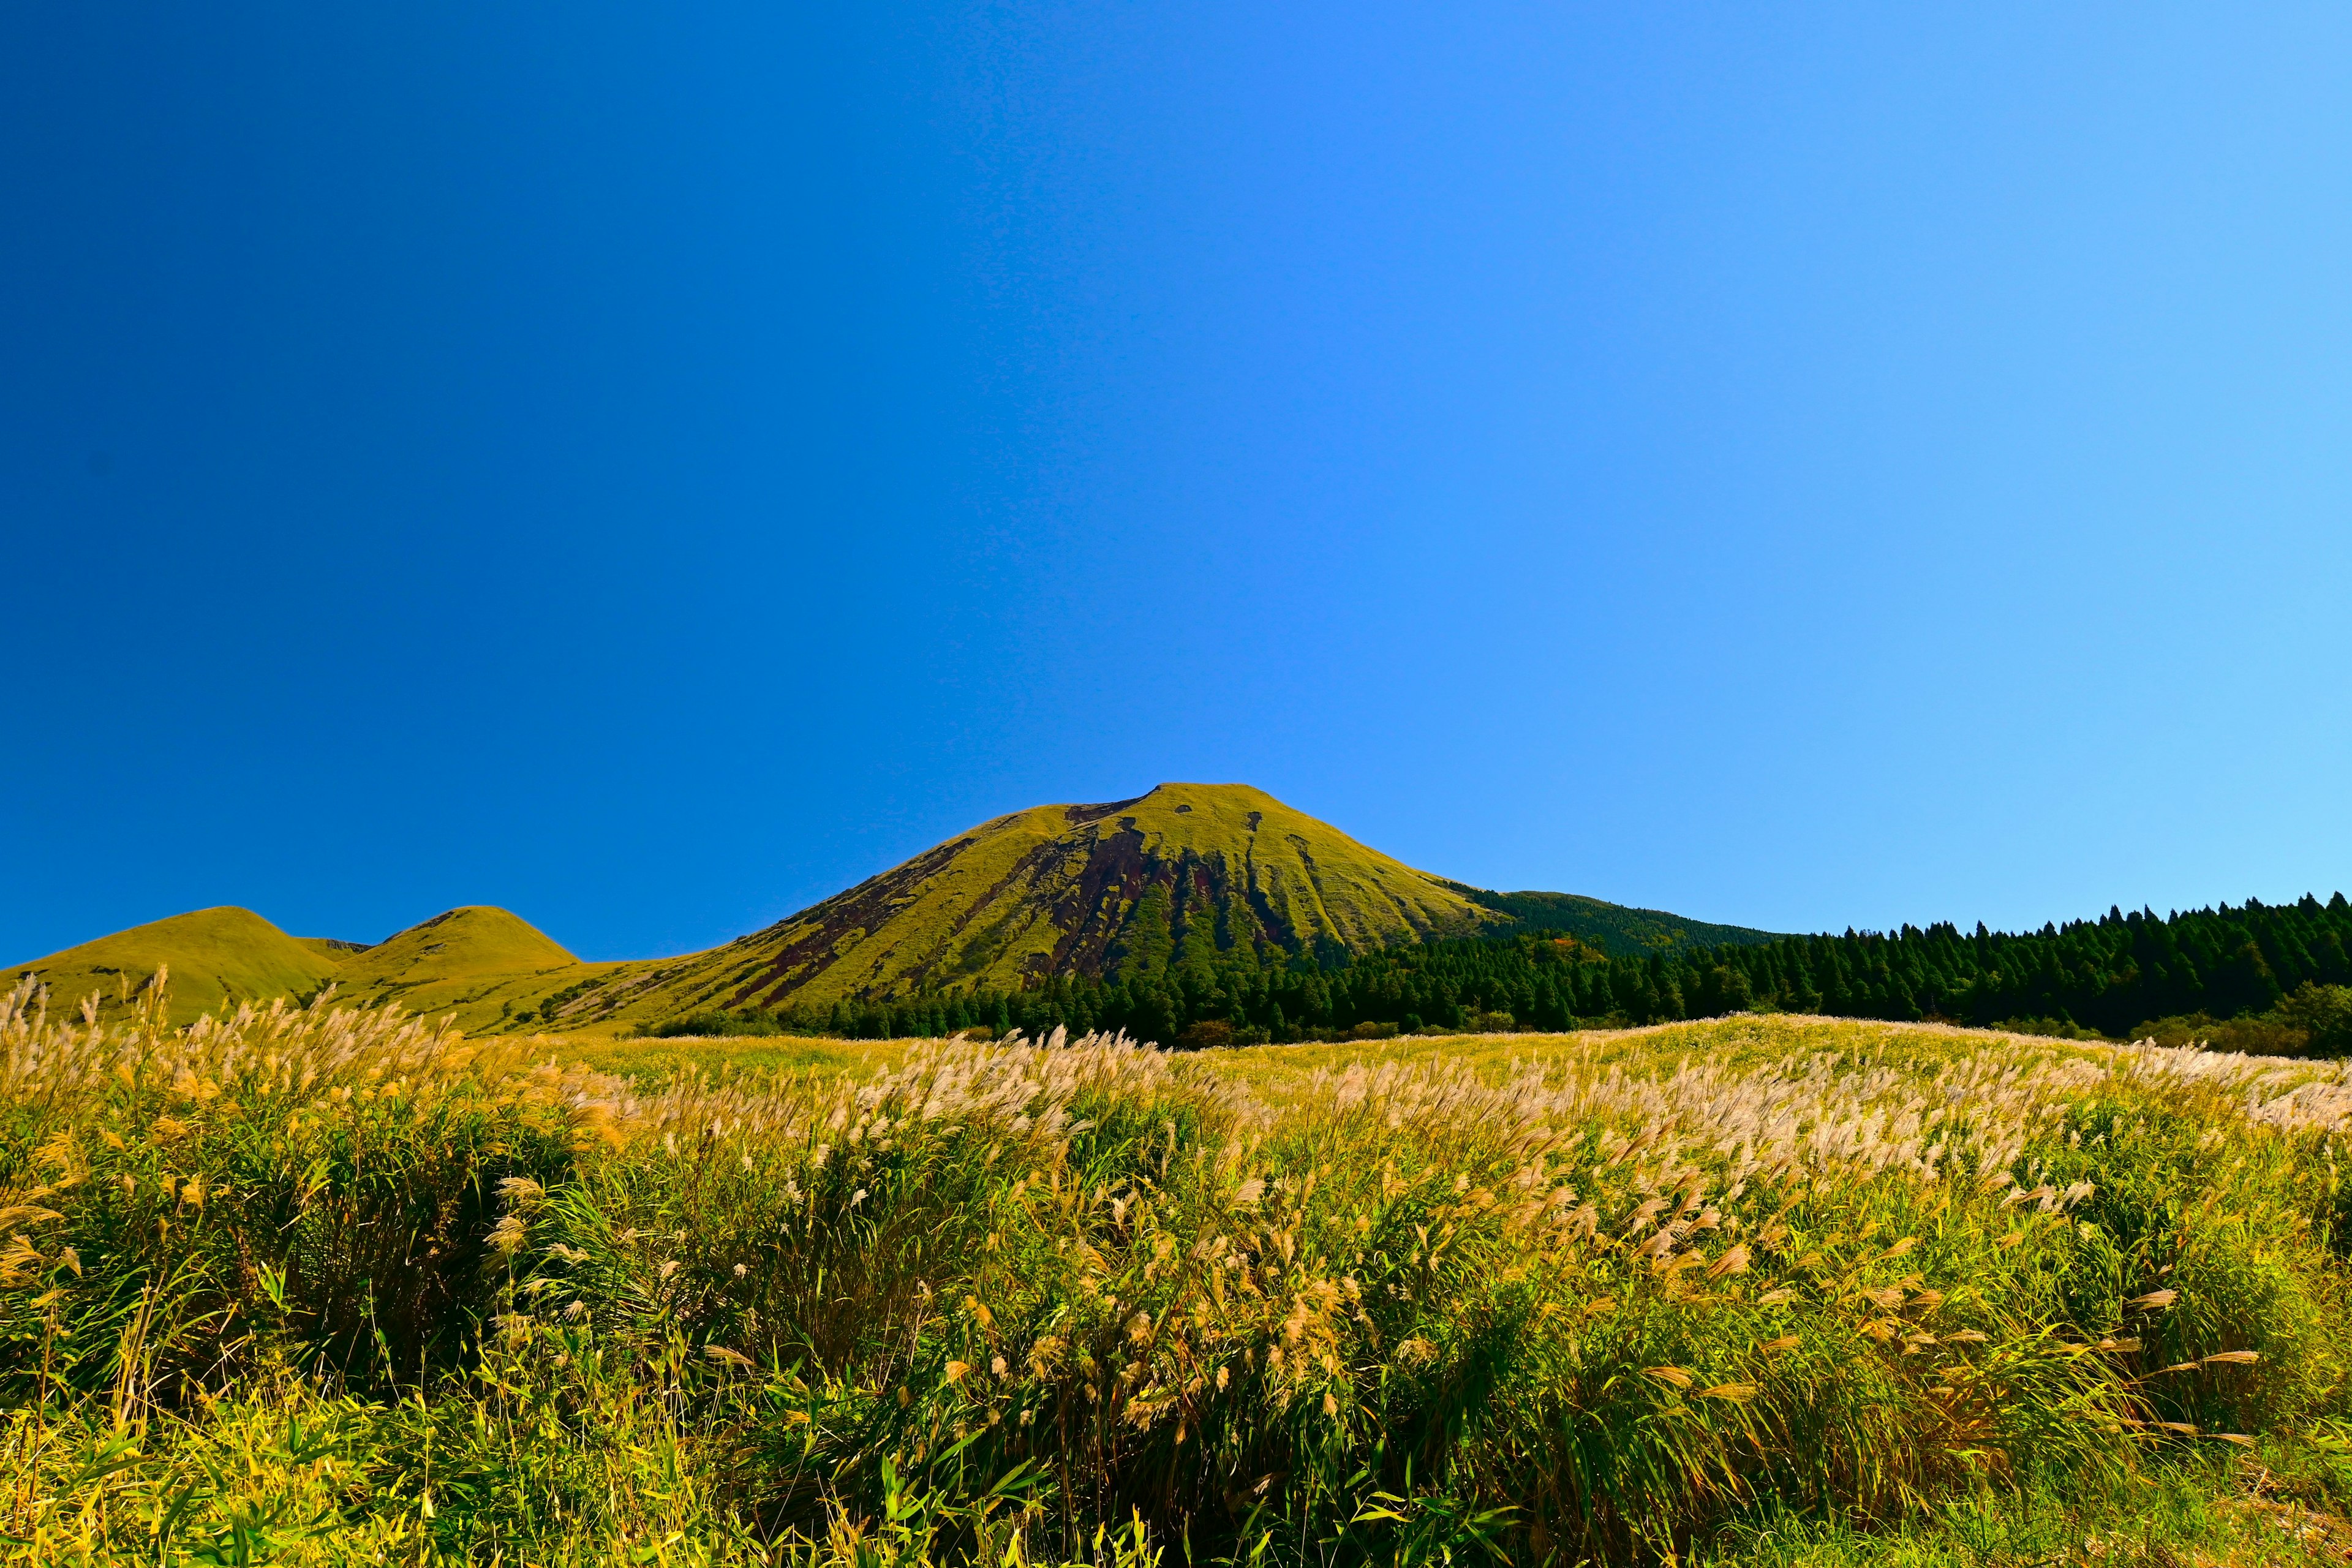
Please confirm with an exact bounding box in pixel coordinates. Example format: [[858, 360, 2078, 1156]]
[[2, 980, 2349, 1563]]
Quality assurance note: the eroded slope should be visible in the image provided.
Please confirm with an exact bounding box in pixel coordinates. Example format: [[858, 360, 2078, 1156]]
[[581, 784, 1496, 1025]]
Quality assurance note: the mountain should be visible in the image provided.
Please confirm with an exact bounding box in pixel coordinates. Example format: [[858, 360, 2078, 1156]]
[[7, 907, 351, 1026], [562, 783, 1497, 1028], [1452, 888, 1776, 952], [7, 784, 1773, 1033], [7, 902, 637, 1032], [328, 906, 600, 1021]]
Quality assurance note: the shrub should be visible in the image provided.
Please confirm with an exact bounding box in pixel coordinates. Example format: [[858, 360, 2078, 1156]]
[[2278, 983, 2352, 1057]]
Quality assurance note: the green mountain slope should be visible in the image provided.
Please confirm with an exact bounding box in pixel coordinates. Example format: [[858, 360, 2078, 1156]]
[[585, 783, 1499, 1028], [1450, 886, 1776, 954], [2, 903, 625, 1033], [326, 907, 616, 1023], [6, 907, 349, 1026], [7, 784, 1778, 1035]]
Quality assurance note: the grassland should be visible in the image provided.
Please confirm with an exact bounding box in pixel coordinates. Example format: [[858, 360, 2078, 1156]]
[[6, 987, 2352, 1565]]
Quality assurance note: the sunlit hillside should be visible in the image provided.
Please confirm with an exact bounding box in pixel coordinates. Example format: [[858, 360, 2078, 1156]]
[[325, 905, 630, 1025], [4, 903, 645, 1033], [9, 785, 1773, 1037], [2, 906, 349, 1026], [588, 782, 1503, 1027]]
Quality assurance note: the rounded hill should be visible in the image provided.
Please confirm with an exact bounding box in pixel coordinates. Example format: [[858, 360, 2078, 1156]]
[[326, 905, 595, 1020], [6, 906, 347, 1026]]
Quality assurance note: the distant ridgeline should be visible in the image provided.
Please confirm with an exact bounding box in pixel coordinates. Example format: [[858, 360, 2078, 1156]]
[[21, 780, 2350, 1053], [9, 785, 1775, 1036], [1441, 883, 1779, 953], [662, 893, 2352, 1050]]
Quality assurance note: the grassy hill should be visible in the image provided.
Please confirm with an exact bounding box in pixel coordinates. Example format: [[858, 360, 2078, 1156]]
[[5, 907, 350, 1026], [9, 785, 1776, 1035], [2, 903, 636, 1033], [583, 783, 1502, 1030], [325, 906, 632, 1027]]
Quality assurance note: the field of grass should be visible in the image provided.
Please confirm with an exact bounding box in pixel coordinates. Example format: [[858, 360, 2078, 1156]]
[[6, 988, 2352, 1565]]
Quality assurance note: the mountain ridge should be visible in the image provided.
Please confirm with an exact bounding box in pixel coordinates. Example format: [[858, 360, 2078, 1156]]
[[1449, 884, 1781, 952], [7, 785, 1774, 1031], [695, 784, 1497, 1005], [6, 907, 350, 1025]]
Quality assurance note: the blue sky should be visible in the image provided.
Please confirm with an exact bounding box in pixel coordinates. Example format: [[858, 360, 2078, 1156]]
[[7, 4, 2352, 962]]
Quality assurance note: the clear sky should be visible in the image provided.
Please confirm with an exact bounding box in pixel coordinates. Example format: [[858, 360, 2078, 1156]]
[[7, 5, 2352, 963]]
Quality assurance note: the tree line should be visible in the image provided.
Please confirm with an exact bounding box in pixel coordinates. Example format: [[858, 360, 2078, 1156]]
[[647, 892, 2352, 1054]]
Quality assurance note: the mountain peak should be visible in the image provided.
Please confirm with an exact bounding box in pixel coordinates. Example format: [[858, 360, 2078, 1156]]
[[636, 784, 1490, 1017]]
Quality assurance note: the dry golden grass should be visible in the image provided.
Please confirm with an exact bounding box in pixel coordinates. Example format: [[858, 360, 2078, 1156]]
[[6, 986, 2352, 1564]]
